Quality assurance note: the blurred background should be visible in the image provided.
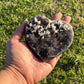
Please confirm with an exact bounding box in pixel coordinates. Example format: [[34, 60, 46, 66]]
[[0, 0, 84, 84]]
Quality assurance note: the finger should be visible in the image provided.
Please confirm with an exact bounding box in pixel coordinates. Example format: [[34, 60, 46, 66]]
[[35, 54, 61, 82], [12, 19, 28, 41], [63, 16, 71, 23], [48, 54, 61, 69], [51, 13, 62, 20]]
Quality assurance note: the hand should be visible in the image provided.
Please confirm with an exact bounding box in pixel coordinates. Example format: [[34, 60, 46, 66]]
[[5, 13, 71, 84]]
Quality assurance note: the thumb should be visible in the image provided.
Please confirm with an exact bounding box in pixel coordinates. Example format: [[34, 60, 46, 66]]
[[12, 19, 28, 41]]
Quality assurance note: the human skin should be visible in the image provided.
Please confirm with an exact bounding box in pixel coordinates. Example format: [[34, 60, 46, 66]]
[[0, 13, 71, 84]]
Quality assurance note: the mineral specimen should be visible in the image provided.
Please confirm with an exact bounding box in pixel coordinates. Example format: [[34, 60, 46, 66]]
[[25, 16, 74, 62]]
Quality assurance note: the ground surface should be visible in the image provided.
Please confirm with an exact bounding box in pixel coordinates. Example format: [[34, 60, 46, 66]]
[[0, 0, 84, 84]]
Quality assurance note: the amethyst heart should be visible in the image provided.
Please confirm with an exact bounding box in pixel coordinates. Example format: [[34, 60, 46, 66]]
[[25, 16, 74, 62]]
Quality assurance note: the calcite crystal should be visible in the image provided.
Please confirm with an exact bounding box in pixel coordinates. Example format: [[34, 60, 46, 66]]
[[25, 16, 74, 62]]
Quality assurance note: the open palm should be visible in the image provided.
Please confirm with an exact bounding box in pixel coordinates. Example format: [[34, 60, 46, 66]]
[[6, 13, 71, 83]]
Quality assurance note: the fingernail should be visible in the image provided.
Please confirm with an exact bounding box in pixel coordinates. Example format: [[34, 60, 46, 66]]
[[22, 19, 28, 24], [52, 13, 62, 20], [55, 13, 62, 17], [63, 16, 71, 23], [66, 16, 71, 19], [25, 19, 28, 21], [58, 12, 62, 16], [54, 57, 56, 60]]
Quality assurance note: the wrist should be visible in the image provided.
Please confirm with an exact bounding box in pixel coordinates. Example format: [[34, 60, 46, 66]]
[[0, 65, 27, 84]]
